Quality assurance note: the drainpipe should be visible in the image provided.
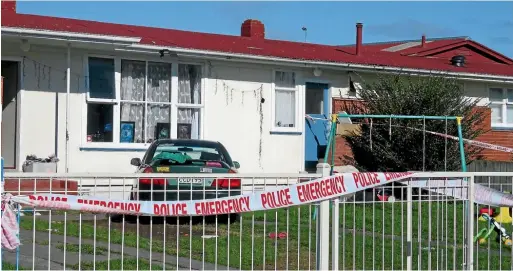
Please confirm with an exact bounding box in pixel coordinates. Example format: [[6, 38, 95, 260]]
[[65, 43, 70, 173]]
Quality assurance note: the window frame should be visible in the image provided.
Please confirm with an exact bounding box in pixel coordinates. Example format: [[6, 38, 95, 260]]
[[270, 69, 301, 133], [488, 87, 513, 129], [81, 54, 205, 150]]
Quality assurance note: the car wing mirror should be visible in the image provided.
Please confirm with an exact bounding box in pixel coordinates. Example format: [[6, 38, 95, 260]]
[[131, 157, 141, 167]]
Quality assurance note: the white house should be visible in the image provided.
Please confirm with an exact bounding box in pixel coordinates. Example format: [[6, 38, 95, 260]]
[[2, 1, 513, 174]]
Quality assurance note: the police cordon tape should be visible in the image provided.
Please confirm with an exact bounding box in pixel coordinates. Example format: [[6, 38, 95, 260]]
[[306, 114, 513, 154], [408, 178, 513, 207], [7, 172, 413, 217], [351, 121, 513, 154], [426, 130, 513, 154], [5, 172, 513, 251]]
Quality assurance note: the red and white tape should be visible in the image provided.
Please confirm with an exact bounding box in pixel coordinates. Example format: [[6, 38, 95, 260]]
[[426, 130, 513, 154], [8, 172, 413, 217]]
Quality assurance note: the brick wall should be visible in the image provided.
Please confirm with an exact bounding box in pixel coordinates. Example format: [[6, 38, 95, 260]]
[[332, 98, 513, 165], [472, 107, 513, 161], [3, 179, 79, 196], [332, 98, 363, 166]]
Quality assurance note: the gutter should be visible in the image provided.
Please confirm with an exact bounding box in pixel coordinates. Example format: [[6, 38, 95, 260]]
[[129, 44, 513, 84], [1, 27, 141, 45]]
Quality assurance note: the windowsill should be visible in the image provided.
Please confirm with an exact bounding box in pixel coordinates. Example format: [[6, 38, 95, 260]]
[[269, 130, 302, 135], [79, 143, 150, 152], [490, 125, 513, 131]]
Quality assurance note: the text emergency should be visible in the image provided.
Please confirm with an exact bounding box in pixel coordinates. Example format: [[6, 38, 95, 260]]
[[194, 196, 250, 215], [296, 175, 346, 203], [384, 172, 411, 181], [77, 199, 141, 213]]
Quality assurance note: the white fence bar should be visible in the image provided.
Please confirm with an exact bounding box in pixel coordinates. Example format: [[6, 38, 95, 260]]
[[315, 163, 330, 271], [467, 175, 475, 271], [2, 171, 513, 270], [407, 183, 413, 271]]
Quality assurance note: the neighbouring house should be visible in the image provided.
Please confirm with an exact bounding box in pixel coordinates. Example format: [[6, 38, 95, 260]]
[[1, 1, 512, 175]]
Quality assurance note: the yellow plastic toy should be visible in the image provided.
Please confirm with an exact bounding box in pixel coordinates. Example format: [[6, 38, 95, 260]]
[[493, 191, 513, 224], [494, 207, 512, 224]]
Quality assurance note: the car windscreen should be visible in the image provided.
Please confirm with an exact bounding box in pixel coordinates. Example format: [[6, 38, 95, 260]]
[[152, 144, 225, 163]]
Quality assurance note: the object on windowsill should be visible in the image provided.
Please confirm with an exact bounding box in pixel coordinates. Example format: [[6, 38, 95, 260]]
[[22, 154, 59, 173], [92, 130, 104, 142], [156, 123, 170, 139], [120, 121, 135, 143], [177, 123, 192, 139]]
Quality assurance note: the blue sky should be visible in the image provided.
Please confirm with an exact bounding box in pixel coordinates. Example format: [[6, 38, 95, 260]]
[[17, 1, 513, 58]]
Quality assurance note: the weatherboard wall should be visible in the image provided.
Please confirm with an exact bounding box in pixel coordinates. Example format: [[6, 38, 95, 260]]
[[1, 41, 355, 174], [3, 40, 509, 175]]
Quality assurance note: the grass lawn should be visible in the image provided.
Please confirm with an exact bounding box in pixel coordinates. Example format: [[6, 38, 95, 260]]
[[14, 201, 513, 270], [70, 258, 167, 270]]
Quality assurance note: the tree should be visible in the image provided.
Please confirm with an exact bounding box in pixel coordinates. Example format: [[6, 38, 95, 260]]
[[342, 74, 486, 172]]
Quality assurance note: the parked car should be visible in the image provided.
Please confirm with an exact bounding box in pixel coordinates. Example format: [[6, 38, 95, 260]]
[[112, 139, 242, 224]]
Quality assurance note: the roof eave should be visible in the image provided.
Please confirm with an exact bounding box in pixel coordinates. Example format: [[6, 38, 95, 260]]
[[129, 44, 513, 84], [1, 27, 141, 45]]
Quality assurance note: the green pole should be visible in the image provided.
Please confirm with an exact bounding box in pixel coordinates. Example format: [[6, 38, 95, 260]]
[[456, 116, 470, 242], [456, 116, 467, 172], [330, 114, 337, 175], [323, 114, 337, 163]]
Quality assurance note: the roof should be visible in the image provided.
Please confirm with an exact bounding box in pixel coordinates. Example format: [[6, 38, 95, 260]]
[[153, 139, 224, 149], [2, 8, 513, 78]]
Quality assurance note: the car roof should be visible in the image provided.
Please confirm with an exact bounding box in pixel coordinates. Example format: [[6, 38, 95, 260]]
[[153, 139, 223, 149]]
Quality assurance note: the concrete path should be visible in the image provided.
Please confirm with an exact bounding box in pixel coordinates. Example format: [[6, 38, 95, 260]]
[[3, 215, 237, 271]]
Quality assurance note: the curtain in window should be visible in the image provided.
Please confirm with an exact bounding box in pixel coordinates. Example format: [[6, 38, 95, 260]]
[[275, 90, 295, 127], [147, 62, 171, 103], [490, 105, 503, 123], [177, 64, 201, 139], [178, 65, 201, 104], [120, 60, 145, 143], [507, 105, 513, 124], [147, 62, 172, 141]]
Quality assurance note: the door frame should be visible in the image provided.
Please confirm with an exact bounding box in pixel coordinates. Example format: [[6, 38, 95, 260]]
[[2, 56, 24, 171], [301, 77, 332, 172]]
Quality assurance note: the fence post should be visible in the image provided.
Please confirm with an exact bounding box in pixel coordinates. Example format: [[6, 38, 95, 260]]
[[466, 175, 475, 271], [331, 192, 340, 270], [406, 182, 413, 271], [316, 163, 331, 270]]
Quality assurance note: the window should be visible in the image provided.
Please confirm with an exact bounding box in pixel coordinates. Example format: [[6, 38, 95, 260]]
[[489, 87, 513, 127], [85, 56, 203, 146], [87, 58, 115, 142], [177, 64, 202, 140], [272, 71, 298, 131]]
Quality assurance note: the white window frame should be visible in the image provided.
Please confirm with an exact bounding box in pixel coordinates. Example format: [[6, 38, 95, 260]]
[[489, 87, 513, 129], [270, 69, 301, 133], [81, 54, 205, 150]]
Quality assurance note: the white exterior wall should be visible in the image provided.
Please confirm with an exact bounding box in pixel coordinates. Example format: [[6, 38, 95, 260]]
[[1, 42, 352, 174], [2, 41, 499, 175]]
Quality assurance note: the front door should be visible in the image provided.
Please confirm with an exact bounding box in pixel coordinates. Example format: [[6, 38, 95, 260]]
[[1, 61, 19, 170], [304, 82, 330, 171]]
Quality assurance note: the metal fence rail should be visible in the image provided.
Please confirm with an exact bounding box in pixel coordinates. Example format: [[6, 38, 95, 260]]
[[1, 171, 513, 271], [2, 172, 323, 271]]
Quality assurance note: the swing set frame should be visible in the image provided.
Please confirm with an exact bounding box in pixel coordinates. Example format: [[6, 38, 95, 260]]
[[312, 113, 467, 220], [323, 113, 468, 174]]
